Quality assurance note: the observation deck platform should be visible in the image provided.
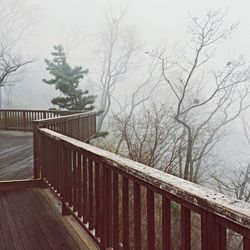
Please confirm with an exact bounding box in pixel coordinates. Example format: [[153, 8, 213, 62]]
[[0, 131, 97, 250]]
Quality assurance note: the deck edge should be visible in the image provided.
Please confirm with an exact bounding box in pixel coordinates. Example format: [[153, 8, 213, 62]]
[[0, 179, 41, 191]]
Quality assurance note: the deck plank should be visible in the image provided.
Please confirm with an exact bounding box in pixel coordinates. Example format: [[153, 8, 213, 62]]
[[0, 130, 33, 180], [19, 189, 71, 250], [0, 192, 24, 250], [8, 190, 43, 250], [37, 189, 90, 250], [0, 192, 17, 250], [0, 188, 91, 250], [11, 190, 52, 250]]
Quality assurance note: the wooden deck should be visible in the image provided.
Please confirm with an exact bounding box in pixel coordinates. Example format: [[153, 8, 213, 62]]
[[0, 186, 96, 250], [0, 130, 33, 180], [0, 131, 98, 250]]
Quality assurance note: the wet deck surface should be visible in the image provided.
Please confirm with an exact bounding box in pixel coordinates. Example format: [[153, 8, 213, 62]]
[[0, 130, 33, 180], [0, 187, 89, 250]]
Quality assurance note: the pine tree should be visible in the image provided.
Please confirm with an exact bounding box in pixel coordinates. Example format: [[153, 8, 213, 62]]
[[43, 45, 95, 111]]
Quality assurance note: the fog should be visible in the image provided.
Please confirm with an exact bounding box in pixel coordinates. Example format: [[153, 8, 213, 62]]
[[8, 0, 250, 108], [1, 0, 250, 189]]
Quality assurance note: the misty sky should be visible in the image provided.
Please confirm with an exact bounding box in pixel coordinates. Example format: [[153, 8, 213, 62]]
[[10, 0, 250, 108]]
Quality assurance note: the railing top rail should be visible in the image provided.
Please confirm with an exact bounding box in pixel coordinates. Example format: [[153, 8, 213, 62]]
[[32, 111, 96, 124], [39, 127, 250, 229], [0, 109, 84, 113]]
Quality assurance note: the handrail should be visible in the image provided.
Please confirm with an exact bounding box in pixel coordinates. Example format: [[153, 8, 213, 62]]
[[38, 128, 250, 250], [0, 108, 83, 113], [32, 111, 96, 124], [0, 109, 83, 131]]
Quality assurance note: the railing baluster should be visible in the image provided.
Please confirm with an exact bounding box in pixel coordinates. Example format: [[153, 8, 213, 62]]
[[95, 162, 100, 237], [68, 148, 73, 207], [147, 188, 155, 250], [62, 144, 69, 215], [243, 237, 250, 250], [55, 139, 58, 189], [73, 151, 77, 212], [77, 153, 82, 217], [88, 159, 94, 230], [113, 172, 119, 250], [65, 146, 69, 204], [134, 182, 141, 250], [54, 140, 58, 191], [181, 206, 191, 250], [51, 138, 55, 187], [107, 167, 113, 246], [201, 213, 208, 250], [202, 213, 226, 250], [22, 112, 26, 131], [82, 156, 88, 224], [101, 164, 109, 248], [219, 226, 227, 250], [47, 137, 51, 183], [122, 176, 129, 250], [58, 141, 62, 196], [162, 196, 171, 250]]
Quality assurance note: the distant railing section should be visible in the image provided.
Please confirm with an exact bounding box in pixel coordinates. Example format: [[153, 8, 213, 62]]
[[38, 128, 250, 250], [0, 109, 83, 131], [32, 112, 96, 179], [32, 112, 96, 141]]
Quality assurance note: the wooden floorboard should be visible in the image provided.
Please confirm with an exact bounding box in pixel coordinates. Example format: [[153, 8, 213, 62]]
[[0, 188, 91, 250], [11, 190, 51, 250], [0, 130, 33, 180]]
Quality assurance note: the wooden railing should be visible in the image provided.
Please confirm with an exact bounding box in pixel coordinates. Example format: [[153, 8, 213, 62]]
[[0, 109, 83, 131], [37, 128, 250, 250], [32, 112, 96, 179], [32, 112, 96, 141]]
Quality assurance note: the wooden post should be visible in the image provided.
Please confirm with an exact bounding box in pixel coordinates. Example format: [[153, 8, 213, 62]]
[[23, 111, 26, 132], [201, 212, 226, 250], [33, 122, 40, 179], [78, 116, 82, 140], [4, 111, 7, 129], [88, 114, 90, 140], [62, 144, 70, 216]]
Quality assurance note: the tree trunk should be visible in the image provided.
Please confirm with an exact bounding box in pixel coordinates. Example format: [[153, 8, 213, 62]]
[[0, 87, 2, 108], [184, 132, 192, 180]]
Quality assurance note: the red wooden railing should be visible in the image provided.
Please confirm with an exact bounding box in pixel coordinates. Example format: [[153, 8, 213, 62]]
[[32, 112, 96, 179], [0, 109, 83, 131], [37, 128, 250, 250]]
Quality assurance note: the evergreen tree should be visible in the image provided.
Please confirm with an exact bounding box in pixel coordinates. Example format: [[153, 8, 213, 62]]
[[43, 45, 95, 111]]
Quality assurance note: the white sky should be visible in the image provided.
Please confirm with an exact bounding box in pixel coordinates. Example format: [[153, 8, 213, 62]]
[[24, 0, 250, 55], [8, 0, 250, 109]]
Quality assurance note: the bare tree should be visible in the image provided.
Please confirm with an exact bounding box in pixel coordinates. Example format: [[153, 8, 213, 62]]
[[0, 51, 33, 88], [213, 164, 250, 201], [113, 49, 164, 153], [151, 11, 250, 182], [0, 0, 36, 106], [96, 10, 140, 131], [60, 27, 86, 56], [113, 103, 182, 173]]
